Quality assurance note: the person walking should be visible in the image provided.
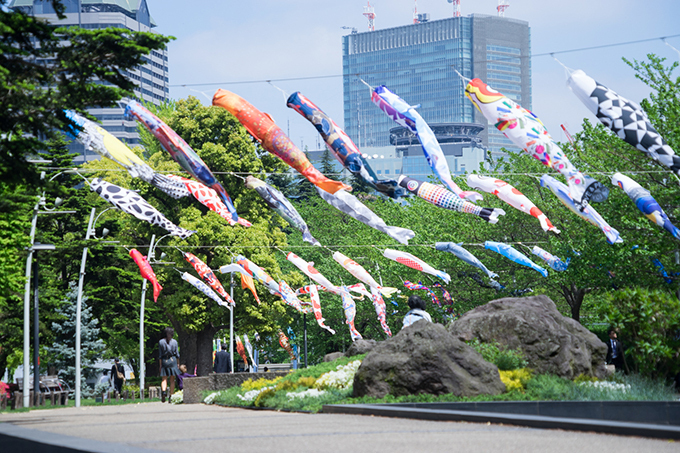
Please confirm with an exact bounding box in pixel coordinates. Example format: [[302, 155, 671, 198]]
[[110, 358, 125, 395], [159, 327, 180, 403], [213, 343, 232, 373], [606, 328, 627, 372], [402, 295, 432, 329]]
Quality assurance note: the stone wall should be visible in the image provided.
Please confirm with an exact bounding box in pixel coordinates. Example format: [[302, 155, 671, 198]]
[[183, 372, 289, 404]]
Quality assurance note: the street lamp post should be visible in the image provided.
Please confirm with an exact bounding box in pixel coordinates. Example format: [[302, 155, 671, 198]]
[[139, 234, 155, 399], [30, 242, 55, 405], [74, 207, 113, 407]]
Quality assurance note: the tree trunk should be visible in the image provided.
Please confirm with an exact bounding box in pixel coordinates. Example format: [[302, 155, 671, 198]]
[[175, 324, 217, 376], [560, 283, 590, 323]]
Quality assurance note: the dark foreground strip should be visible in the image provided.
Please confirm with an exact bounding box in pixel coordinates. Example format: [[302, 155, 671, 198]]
[[322, 404, 680, 440], [0, 423, 165, 453]]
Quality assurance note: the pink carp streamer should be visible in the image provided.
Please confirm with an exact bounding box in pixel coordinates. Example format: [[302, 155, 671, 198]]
[[370, 286, 392, 337], [467, 174, 559, 234], [287, 252, 340, 294], [183, 252, 234, 305], [167, 175, 251, 227], [296, 285, 336, 334], [383, 249, 451, 284]]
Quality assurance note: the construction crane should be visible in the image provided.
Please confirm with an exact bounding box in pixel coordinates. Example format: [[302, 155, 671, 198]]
[[497, 0, 510, 17], [363, 1, 376, 31], [447, 0, 461, 17]]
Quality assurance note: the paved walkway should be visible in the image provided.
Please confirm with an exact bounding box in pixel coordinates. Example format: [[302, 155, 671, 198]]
[[1, 402, 678, 453]]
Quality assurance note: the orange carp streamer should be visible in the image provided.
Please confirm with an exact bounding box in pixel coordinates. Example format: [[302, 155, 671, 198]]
[[213, 89, 350, 195]]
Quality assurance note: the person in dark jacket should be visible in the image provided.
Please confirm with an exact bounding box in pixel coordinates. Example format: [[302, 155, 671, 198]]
[[213, 343, 232, 373], [110, 358, 125, 394], [159, 327, 180, 403], [606, 328, 626, 372]]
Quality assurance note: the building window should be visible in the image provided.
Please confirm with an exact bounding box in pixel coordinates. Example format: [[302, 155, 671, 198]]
[[385, 169, 390, 174]]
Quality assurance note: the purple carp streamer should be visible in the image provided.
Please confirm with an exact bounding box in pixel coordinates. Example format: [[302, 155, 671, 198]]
[[317, 187, 415, 245], [611, 172, 680, 239], [340, 286, 362, 341], [383, 248, 451, 284], [181, 272, 231, 309], [89, 178, 195, 239], [432, 282, 453, 305], [398, 175, 505, 224], [531, 246, 570, 272], [466, 78, 607, 210], [371, 85, 482, 202], [296, 285, 335, 334], [567, 69, 680, 174], [540, 175, 622, 244], [64, 110, 188, 199], [404, 280, 440, 307], [466, 174, 559, 233]]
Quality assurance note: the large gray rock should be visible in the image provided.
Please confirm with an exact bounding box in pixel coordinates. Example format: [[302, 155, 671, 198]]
[[448, 295, 607, 379], [353, 320, 506, 398], [346, 339, 378, 357], [323, 352, 345, 362]]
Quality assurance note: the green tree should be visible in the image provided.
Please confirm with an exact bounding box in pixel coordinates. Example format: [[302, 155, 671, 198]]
[[47, 284, 105, 397], [0, 0, 172, 186]]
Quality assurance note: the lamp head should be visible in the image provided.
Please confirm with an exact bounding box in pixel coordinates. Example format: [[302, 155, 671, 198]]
[[54, 197, 63, 207], [101, 228, 110, 238]]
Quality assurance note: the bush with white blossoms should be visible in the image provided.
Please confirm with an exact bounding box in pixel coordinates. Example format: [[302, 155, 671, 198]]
[[170, 390, 184, 404], [204, 392, 219, 405], [580, 381, 631, 393], [237, 387, 272, 402], [315, 360, 361, 390], [286, 388, 326, 400]]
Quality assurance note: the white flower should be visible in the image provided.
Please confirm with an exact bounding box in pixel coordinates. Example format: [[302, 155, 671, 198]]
[[286, 388, 327, 400], [315, 360, 361, 390], [237, 386, 274, 402], [204, 392, 219, 405], [580, 381, 631, 393], [170, 390, 184, 404]]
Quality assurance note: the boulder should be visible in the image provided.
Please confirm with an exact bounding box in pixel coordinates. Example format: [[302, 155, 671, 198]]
[[346, 339, 378, 357], [323, 352, 345, 362], [448, 295, 607, 379], [353, 320, 506, 398]]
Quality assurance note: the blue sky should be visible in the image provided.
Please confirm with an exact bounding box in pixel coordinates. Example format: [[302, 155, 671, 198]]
[[145, 0, 680, 151]]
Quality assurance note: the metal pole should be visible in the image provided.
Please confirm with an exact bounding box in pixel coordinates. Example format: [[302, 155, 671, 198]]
[[33, 254, 40, 404], [229, 257, 234, 374], [303, 313, 308, 368], [139, 234, 155, 399], [23, 201, 39, 408], [74, 207, 95, 407]]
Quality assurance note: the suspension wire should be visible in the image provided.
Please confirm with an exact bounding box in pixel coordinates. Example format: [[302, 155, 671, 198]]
[[170, 34, 680, 88]]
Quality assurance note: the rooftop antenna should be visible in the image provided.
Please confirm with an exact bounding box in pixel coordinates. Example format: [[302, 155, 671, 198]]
[[447, 0, 461, 18], [363, 1, 376, 31], [497, 0, 509, 17], [413, 0, 419, 24], [341, 25, 358, 34]]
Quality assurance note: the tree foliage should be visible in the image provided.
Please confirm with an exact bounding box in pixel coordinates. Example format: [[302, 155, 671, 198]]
[[0, 0, 172, 186]]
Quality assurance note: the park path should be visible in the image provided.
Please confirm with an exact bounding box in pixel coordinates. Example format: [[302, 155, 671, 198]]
[[1, 402, 678, 453]]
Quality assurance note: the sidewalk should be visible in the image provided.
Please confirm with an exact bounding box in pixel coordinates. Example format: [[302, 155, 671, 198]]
[[1, 402, 677, 453]]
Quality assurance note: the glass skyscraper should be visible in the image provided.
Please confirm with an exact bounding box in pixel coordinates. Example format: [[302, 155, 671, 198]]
[[9, 0, 170, 162], [342, 14, 531, 162]]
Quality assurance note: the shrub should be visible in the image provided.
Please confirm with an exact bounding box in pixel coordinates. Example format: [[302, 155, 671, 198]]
[[242, 376, 282, 391], [467, 339, 528, 370], [598, 287, 680, 378], [499, 368, 533, 392]]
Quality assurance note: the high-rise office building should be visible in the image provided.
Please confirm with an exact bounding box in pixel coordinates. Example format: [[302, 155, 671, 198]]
[[9, 0, 169, 162], [342, 13, 531, 166]]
